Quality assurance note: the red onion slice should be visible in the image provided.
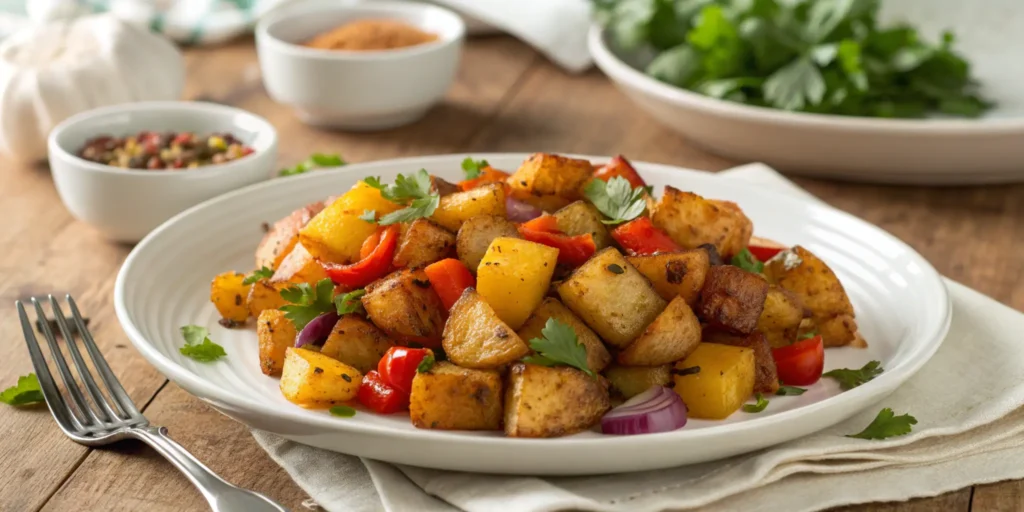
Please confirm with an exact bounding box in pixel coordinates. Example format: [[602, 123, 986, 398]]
[[601, 386, 688, 435], [295, 312, 339, 348], [505, 196, 543, 223]]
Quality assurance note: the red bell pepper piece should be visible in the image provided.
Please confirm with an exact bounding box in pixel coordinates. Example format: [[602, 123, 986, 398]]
[[359, 229, 384, 260], [423, 258, 476, 309], [772, 335, 825, 386], [748, 246, 784, 261], [609, 217, 682, 256], [322, 224, 399, 288], [519, 214, 558, 233], [517, 215, 596, 268], [357, 370, 409, 414], [377, 347, 433, 395], [593, 155, 647, 189], [458, 166, 510, 191]]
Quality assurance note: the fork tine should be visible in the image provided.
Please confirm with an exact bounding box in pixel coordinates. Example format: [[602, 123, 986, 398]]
[[17, 301, 84, 434], [67, 295, 142, 419], [49, 296, 124, 422], [31, 297, 102, 427]]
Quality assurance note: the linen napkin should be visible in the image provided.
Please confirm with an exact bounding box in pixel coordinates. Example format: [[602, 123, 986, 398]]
[[251, 163, 1024, 512]]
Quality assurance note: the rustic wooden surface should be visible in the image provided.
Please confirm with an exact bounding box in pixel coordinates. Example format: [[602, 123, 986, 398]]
[[1, 35, 1022, 512]]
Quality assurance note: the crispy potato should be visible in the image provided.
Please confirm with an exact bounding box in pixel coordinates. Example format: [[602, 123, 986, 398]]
[[410, 362, 503, 430], [506, 153, 593, 201], [618, 296, 701, 366], [431, 183, 506, 232], [557, 248, 666, 347], [279, 347, 362, 407], [210, 271, 251, 325], [626, 249, 710, 305], [256, 201, 325, 270], [455, 215, 520, 273], [756, 285, 807, 348], [818, 314, 867, 348], [650, 187, 753, 259], [362, 269, 446, 344], [320, 315, 394, 374], [697, 265, 769, 334], [504, 363, 610, 438], [247, 279, 288, 318], [443, 288, 530, 369], [257, 309, 297, 376], [552, 201, 614, 250], [672, 343, 755, 419], [392, 219, 455, 269], [269, 242, 329, 286], [508, 190, 572, 213], [702, 330, 779, 394], [603, 364, 671, 399], [477, 237, 559, 330], [517, 298, 612, 373]]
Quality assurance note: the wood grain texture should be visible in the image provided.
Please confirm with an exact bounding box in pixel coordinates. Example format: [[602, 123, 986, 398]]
[[1, 35, 1020, 512]]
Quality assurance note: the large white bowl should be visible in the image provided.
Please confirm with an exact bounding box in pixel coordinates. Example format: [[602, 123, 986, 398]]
[[114, 154, 950, 475]]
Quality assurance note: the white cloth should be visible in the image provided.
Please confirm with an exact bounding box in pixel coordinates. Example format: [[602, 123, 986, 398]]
[[251, 163, 1024, 512]]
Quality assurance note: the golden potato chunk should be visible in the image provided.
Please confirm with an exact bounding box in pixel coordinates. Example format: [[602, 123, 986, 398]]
[[756, 285, 807, 348], [362, 269, 446, 344], [456, 215, 520, 273], [553, 201, 614, 250], [617, 296, 701, 366], [506, 153, 593, 201], [255, 201, 325, 270], [603, 364, 671, 399], [672, 343, 755, 419], [210, 271, 251, 325], [410, 362, 503, 430], [269, 242, 329, 286], [626, 249, 710, 305], [650, 187, 753, 259], [299, 182, 399, 264], [702, 330, 779, 394], [477, 237, 558, 330], [392, 219, 455, 269], [443, 289, 530, 369], [280, 347, 362, 407], [257, 309, 297, 376], [320, 315, 394, 374], [504, 363, 610, 438], [247, 279, 288, 319], [697, 265, 769, 334], [431, 183, 506, 232], [517, 298, 612, 373]]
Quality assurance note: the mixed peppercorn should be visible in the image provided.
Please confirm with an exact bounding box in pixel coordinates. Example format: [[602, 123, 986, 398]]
[[77, 131, 254, 170]]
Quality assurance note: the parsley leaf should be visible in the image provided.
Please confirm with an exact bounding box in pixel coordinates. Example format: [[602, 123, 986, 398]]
[[584, 176, 647, 225], [0, 374, 44, 406], [363, 170, 440, 225], [417, 353, 436, 373], [180, 325, 209, 346], [378, 195, 440, 226], [742, 393, 769, 413], [334, 289, 366, 316], [824, 360, 883, 390], [461, 157, 489, 180], [280, 153, 345, 176], [243, 266, 275, 285], [846, 408, 917, 440], [522, 318, 594, 377], [776, 385, 807, 396], [731, 248, 764, 273], [359, 210, 377, 223], [280, 278, 336, 330], [329, 405, 357, 417], [797, 330, 819, 340], [178, 325, 226, 362]]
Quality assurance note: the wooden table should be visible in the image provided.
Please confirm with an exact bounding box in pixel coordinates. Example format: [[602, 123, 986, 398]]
[[2, 36, 1022, 512]]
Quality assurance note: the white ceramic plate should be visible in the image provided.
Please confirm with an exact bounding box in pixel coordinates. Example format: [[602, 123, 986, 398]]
[[114, 154, 951, 475], [589, 0, 1024, 184]]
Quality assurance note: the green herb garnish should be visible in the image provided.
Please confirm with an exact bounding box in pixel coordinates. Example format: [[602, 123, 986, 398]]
[[243, 266, 274, 285], [329, 405, 357, 417], [363, 170, 440, 225], [847, 408, 917, 440], [823, 360, 883, 390], [417, 353, 436, 373], [280, 153, 345, 176], [461, 157, 489, 180], [742, 393, 769, 413], [731, 248, 764, 273], [334, 289, 366, 316], [584, 176, 647, 225], [179, 325, 227, 362], [797, 330, 819, 341], [522, 318, 595, 377], [0, 374, 44, 406], [776, 385, 807, 396], [280, 278, 336, 330], [359, 210, 377, 223]]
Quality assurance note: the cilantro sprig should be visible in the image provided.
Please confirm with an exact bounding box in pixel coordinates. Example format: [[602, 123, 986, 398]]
[[584, 176, 647, 225], [280, 153, 345, 177], [847, 408, 917, 440], [731, 248, 764, 274], [824, 360, 883, 390], [1, 373, 44, 406], [334, 289, 366, 316], [243, 266, 274, 285], [179, 325, 227, 362], [363, 170, 440, 225], [522, 318, 594, 377], [280, 278, 336, 330], [742, 393, 769, 413], [461, 157, 489, 180]]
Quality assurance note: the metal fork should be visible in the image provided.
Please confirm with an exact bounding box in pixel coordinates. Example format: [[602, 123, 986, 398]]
[[17, 295, 288, 512]]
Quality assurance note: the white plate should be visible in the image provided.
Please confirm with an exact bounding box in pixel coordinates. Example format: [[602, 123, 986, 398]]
[[589, 0, 1024, 184], [114, 154, 951, 475]]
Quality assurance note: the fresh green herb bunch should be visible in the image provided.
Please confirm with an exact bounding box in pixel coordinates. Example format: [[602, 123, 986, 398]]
[[594, 0, 992, 118]]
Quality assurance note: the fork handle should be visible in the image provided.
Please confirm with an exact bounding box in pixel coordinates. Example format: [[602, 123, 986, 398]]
[[131, 426, 288, 512]]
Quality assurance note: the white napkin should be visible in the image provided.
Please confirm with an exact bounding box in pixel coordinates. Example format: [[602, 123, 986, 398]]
[[251, 163, 1024, 512]]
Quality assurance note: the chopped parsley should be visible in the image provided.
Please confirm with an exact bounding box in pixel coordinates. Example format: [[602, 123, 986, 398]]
[[334, 289, 366, 316], [461, 157, 489, 179], [742, 393, 769, 413], [417, 353, 436, 373], [824, 360, 883, 390], [363, 170, 440, 225], [280, 278, 336, 330], [776, 386, 807, 396], [731, 248, 764, 273], [584, 176, 647, 225], [329, 405, 357, 417], [242, 266, 274, 285], [179, 325, 226, 362], [522, 318, 594, 377], [847, 408, 917, 440], [0, 373, 44, 406]]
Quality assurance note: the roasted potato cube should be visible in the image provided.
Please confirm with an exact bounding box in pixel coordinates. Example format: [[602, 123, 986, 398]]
[[756, 285, 807, 348], [697, 265, 769, 334], [477, 237, 559, 330], [392, 219, 455, 269], [817, 314, 867, 348], [672, 343, 755, 419], [650, 187, 753, 259], [508, 191, 572, 213], [701, 330, 779, 394], [431, 183, 506, 232], [603, 364, 671, 399], [627, 249, 710, 305], [504, 363, 610, 438], [269, 242, 329, 286], [320, 315, 395, 374], [456, 215, 520, 273], [362, 269, 446, 344], [299, 182, 401, 264], [553, 201, 614, 250], [255, 201, 325, 270], [257, 309, 297, 376], [506, 153, 593, 201], [443, 289, 530, 369], [557, 248, 666, 347], [517, 298, 612, 373], [410, 362, 503, 430], [618, 296, 701, 366], [210, 271, 251, 325], [331, 180, 403, 215], [280, 347, 362, 407], [247, 279, 288, 318]]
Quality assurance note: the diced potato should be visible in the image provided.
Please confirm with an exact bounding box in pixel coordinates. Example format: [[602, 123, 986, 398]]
[[431, 183, 506, 232], [507, 191, 572, 213], [650, 187, 753, 259], [603, 364, 671, 399], [517, 298, 611, 373], [626, 249, 710, 305], [210, 271, 251, 325], [617, 296, 701, 366], [756, 285, 807, 348], [268, 243, 329, 286], [818, 314, 867, 348], [361, 269, 446, 344], [410, 362, 503, 430], [257, 309, 297, 376], [247, 279, 288, 318], [320, 315, 395, 374], [255, 201, 325, 270], [672, 343, 755, 419], [443, 289, 530, 369], [701, 330, 779, 394], [506, 153, 593, 201], [557, 248, 666, 347], [504, 363, 610, 438], [552, 201, 613, 250], [330, 181, 403, 216], [697, 265, 769, 334], [299, 209, 379, 265], [279, 347, 363, 407], [392, 219, 455, 268], [455, 215, 520, 273], [477, 237, 558, 330]]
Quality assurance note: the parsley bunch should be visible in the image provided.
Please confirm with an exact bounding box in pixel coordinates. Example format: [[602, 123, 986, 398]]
[[584, 176, 647, 225], [363, 170, 440, 225], [596, 0, 991, 118]]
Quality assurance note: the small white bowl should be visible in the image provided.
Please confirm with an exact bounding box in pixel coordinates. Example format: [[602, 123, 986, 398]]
[[256, 0, 465, 131], [48, 101, 278, 243]]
